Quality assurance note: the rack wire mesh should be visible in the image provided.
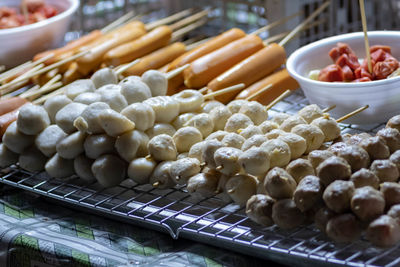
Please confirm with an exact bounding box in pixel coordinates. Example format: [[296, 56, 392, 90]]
[[0, 90, 392, 267], [3, 0, 400, 265]]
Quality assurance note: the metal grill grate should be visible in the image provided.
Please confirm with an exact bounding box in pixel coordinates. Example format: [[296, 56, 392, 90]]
[[1, 91, 395, 267]]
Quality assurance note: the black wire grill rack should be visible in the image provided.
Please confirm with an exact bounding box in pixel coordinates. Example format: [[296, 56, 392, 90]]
[[1, 90, 397, 267]]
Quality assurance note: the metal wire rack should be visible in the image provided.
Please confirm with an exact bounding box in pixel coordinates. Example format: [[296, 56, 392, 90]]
[[0, 90, 394, 267]]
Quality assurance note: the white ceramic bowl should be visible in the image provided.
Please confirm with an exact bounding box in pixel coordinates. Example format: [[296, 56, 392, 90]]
[[287, 31, 400, 125], [0, 0, 79, 68]]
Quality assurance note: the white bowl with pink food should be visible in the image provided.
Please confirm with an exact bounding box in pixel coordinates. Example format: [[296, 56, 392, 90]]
[[286, 31, 400, 125], [0, 0, 79, 68]]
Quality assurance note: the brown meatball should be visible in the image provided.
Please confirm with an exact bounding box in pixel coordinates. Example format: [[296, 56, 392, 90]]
[[346, 133, 372, 146], [314, 207, 337, 233], [350, 168, 380, 189], [308, 150, 335, 170], [351, 186, 385, 221], [246, 194, 275, 226], [264, 167, 297, 199], [387, 115, 400, 131], [377, 128, 400, 153], [286, 159, 315, 183], [323, 180, 355, 213], [370, 159, 399, 182], [380, 182, 400, 207], [336, 145, 370, 172], [360, 136, 390, 160], [389, 150, 400, 172], [366, 215, 400, 247], [293, 175, 323, 212], [328, 142, 348, 155], [335, 133, 351, 144], [326, 213, 361, 243], [388, 204, 400, 225], [272, 199, 306, 229], [317, 156, 352, 186]]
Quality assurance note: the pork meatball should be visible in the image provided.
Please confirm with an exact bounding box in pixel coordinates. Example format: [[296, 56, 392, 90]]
[[169, 157, 201, 185], [298, 104, 323, 123], [291, 124, 325, 154], [35, 125, 67, 157], [201, 139, 224, 169], [173, 127, 203, 153], [272, 199, 306, 229], [19, 146, 47, 172], [326, 213, 361, 243], [2, 121, 35, 154], [308, 150, 335, 170], [377, 127, 400, 153], [311, 115, 341, 142], [187, 172, 219, 199], [225, 174, 258, 206], [74, 154, 95, 183], [278, 133, 307, 160], [350, 168, 380, 189], [286, 159, 315, 183], [224, 113, 253, 133], [271, 113, 290, 125], [227, 100, 247, 114], [260, 139, 291, 168], [0, 143, 18, 168], [316, 156, 352, 186], [238, 146, 270, 177], [293, 175, 323, 212], [336, 145, 370, 172], [387, 115, 400, 131], [239, 101, 268, 125], [214, 147, 242, 176], [239, 125, 262, 139], [322, 180, 355, 213], [221, 133, 246, 149], [351, 186, 385, 221], [280, 115, 307, 132], [390, 150, 400, 172], [346, 133, 372, 146], [264, 167, 297, 199], [367, 215, 400, 247], [388, 204, 400, 225], [314, 206, 337, 233], [258, 120, 279, 134], [45, 153, 75, 179], [370, 159, 399, 182], [360, 136, 390, 160], [205, 130, 228, 141], [380, 182, 400, 207], [92, 154, 127, 188], [246, 194, 275, 227], [241, 134, 268, 151], [147, 134, 177, 161], [91, 68, 118, 88], [209, 106, 232, 131], [43, 95, 72, 123], [17, 104, 50, 135]]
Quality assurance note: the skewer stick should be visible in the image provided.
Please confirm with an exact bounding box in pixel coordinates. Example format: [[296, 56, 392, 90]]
[[250, 11, 303, 35], [336, 105, 369, 123], [1, 84, 39, 99], [101, 10, 136, 33], [186, 37, 213, 51], [115, 59, 140, 75], [169, 9, 209, 31], [0, 50, 89, 93], [359, 0, 372, 73], [171, 19, 208, 42], [199, 87, 208, 94], [0, 63, 45, 95], [21, 0, 29, 23], [322, 105, 336, 113], [204, 83, 245, 100], [20, 74, 62, 100], [32, 86, 64, 105], [145, 8, 193, 31], [265, 89, 292, 110], [279, 0, 330, 47], [245, 84, 273, 101], [166, 64, 190, 80]]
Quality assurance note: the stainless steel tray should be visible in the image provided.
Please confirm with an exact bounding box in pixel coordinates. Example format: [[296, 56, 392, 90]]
[[1, 91, 396, 267]]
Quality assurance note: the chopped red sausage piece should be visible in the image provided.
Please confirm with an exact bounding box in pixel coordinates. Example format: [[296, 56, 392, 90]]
[[370, 45, 391, 54], [353, 77, 372, 82], [318, 64, 344, 82], [374, 59, 399, 80]]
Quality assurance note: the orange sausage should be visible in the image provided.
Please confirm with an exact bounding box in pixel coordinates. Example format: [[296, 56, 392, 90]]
[[104, 26, 172, 67], [158, 63, 170, 73], [63, 62, 83, 85], [167, 75, 185, 96], [235, 69, 299, 105], [0, 97, 28, 116], [34, 30, 103, 65], [209, 43, 286, 103], [167, 28, 246, 71], [123, 42, 186, 76], [183, 35, 264, 88], [77, 22, 147, 75]]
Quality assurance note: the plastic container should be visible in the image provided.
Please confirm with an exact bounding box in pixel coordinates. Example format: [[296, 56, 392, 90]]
[[286, 31, 400, 125], [0, 0, 79, 68]]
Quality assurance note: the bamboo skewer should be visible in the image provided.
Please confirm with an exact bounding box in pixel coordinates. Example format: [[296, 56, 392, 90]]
[[101, 10, 136, 33], [250, 11, 303, 36], [265, 89, 292, 110], [169, 9, 210, 31], [279, 0, 330, 47], [32, 87, 64, 105], [145, 8, 193, 31], [0, 61, 32, 82], [171, 18, 208, 42], [115, 59, 141, 76], [0, 63, 44, 95], [322, 105, 336, 113], [186, 37, 213, 50], [203, 83, 245, 100], [166, 64, 190, 80], [336, 105, 369, 123], [245, 84, 273, 101], [359, 0, 372, 73], [20, 74, 62, 100]]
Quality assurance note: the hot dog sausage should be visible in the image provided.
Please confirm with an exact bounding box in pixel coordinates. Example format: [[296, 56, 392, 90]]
[[167, 75, 185, 96], [235, 69, 299, 105], [123, 42, 186, 76], [77, 22, 147, 75], [33, 30, 103, 65], [0, 97, 28, 116], [167, 28, 246, 71], [208, 43, 286, 103], [183, 34, 264, 88], [104, 26, 172, 67]]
